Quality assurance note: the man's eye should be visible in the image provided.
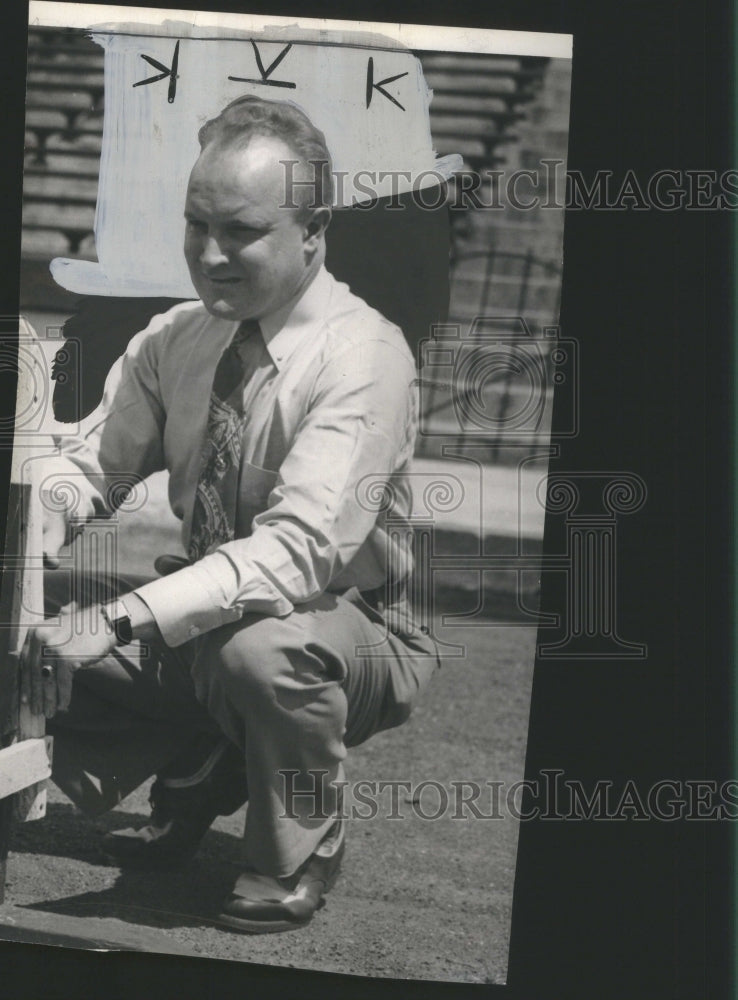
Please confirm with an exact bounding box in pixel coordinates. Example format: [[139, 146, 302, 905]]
[[186, 219, 206, 231]]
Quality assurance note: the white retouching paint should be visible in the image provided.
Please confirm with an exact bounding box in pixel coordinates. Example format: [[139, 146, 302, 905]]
[[31, 3, 571, 297], [52, 31, 455, 296], [29, 3, 573, 58]]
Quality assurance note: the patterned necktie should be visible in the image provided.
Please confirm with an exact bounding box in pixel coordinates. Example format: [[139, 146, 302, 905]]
[[188, 319, 261, 562]]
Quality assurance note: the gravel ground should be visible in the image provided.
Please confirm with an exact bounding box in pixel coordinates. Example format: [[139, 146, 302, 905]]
[[4, 615, 535, 984]]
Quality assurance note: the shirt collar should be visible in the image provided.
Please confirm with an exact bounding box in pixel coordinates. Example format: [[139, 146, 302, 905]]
[[255, 265, 334, 372]]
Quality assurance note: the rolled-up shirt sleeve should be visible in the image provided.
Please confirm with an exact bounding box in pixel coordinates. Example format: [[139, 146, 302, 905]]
[[135, 338, 416, 647]]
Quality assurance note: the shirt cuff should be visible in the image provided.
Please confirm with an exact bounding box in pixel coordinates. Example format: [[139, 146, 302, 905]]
[[134, 551, 293, 647]]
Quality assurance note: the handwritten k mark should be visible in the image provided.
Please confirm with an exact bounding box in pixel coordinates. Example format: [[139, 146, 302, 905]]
[[133, 39, 180, 103], [366, 57, 408, 111], [229, 41, 296, 90]]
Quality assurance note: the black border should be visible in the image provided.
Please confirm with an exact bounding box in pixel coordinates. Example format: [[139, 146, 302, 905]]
[[1, 1, 733, 998]]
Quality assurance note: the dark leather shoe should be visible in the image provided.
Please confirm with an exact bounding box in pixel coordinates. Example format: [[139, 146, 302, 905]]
[[101, 741, 247, 869], [216, 819, 345, 934]]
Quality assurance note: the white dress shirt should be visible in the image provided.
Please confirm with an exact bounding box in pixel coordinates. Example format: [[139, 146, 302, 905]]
[[46, 267, 419, 647]]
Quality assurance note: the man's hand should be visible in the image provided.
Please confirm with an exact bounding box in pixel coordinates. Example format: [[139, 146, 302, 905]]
[[41, 507, 70, 569], [20, 603, 118, 718], [41, 490, 84, 569]]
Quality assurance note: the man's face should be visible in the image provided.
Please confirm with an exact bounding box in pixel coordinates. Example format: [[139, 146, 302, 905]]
[[184, 136, 315, 321]]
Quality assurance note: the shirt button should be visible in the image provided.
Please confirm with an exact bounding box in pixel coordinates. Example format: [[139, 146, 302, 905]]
[[189, 625, 201, 637]]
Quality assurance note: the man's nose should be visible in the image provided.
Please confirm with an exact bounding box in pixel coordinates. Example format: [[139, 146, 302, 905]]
[[199, 235, 228, 269]]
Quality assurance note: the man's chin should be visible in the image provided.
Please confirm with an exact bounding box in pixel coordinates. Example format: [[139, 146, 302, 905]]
[[201, 296, 249, 321]]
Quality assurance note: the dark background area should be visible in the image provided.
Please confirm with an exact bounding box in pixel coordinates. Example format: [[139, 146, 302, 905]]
[[0, 1, 733, 999]]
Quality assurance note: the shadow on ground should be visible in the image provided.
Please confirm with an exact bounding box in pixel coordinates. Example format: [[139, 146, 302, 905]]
[[11, 801, 246, 931]]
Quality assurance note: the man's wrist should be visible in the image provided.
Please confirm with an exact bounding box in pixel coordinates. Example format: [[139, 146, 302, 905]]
[[99, 599, 133, 644], [125, 591, 161, 642], [100, 592, 160, 644]]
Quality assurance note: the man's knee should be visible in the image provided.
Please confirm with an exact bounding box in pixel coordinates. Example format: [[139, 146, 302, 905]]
[[195, 613, 291, 705]]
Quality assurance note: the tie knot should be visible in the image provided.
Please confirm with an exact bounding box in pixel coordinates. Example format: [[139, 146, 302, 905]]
[[234, 319, 261, 346]]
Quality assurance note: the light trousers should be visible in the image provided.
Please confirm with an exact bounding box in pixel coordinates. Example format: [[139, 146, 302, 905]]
[[45, 570, 439, 877]]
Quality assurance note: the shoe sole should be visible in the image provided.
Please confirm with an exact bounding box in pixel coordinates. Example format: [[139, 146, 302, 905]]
[[213, 910, 317, 935], [214, 853, 342, 935]]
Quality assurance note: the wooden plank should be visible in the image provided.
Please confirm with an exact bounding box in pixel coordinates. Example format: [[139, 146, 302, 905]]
[[27, 68, 105, 85], [20, 229, 74, 260], [0, 739, 51, 800], [430, 93, 509, 116], [25, 108, 68, 130], [0, 796, 11, 905], [419, 54, 524, 74], [22, 175, 99, 200], [26, 90, 96, 112], [21, 202, 96, 228], [7, 320, 55, 822], [0, 323, 55, 901], [429, 114, 501, 138], [422, 72, 518, 96], [0, 497, 21, 741]]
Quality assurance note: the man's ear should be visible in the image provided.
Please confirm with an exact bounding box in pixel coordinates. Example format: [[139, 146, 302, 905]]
[[303, 206, 332, 247]]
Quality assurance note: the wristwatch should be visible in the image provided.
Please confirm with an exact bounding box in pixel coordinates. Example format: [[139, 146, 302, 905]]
[[100, 599, 133, 645]]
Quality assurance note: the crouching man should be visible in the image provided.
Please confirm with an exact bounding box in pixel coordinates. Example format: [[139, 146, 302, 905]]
[[22, 95, 439, 933]]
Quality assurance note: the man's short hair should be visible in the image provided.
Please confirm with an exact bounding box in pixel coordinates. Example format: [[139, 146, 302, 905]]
[[198, 95, 333, 213]]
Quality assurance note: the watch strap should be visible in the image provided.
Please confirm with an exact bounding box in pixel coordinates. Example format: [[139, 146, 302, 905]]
[[100, 599, 133, 645]]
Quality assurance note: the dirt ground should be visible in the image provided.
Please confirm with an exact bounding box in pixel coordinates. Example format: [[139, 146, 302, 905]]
[[4, 617, 535, 985], [2, 450, 537, 985]]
